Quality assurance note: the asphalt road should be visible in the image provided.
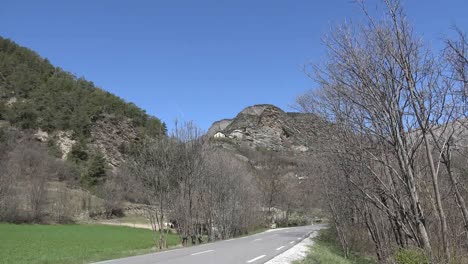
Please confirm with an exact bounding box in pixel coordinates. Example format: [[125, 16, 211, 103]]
[[95, 224, 326, 264]]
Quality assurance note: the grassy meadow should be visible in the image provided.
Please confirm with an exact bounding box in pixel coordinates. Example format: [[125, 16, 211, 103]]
[[0, 223, 180, 264]]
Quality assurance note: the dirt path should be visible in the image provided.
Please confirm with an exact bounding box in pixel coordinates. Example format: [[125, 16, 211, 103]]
[[98, 221, 153, 230]]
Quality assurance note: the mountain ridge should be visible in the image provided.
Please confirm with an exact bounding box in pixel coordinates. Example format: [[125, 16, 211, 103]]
[[207, 104, 323, 153]]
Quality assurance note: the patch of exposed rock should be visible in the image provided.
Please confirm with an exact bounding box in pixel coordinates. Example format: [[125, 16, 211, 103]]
[[90, 115, 138, 168], [31, 115, 139, 167], [6, 97, 17, 106], [33, 129, 75, 159], [56, 131, 76, 159], [206, 118, 233, 137], [34, 129, 49, 142]]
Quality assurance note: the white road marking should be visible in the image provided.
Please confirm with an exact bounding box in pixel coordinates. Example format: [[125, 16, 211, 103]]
[[253, 238, 262, 242], [289, 241, 295, 244], [297, 237, 302, 240], [276, 246, 285, 250], [225, 239, 235, 242], [247, 255, 266, 263], [191, 250, 214, 256]]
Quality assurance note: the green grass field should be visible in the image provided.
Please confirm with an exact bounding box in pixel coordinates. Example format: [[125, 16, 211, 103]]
[[294, 229, 375, 264], [0, 223, 180, 264]]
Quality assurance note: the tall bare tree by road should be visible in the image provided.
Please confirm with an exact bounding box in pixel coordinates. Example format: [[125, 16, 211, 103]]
[[296, 0, 468, 262], [125, 136, 177, 249]]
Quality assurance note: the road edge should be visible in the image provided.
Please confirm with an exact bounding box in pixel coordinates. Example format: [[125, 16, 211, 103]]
[[264, 224, 327, 264]]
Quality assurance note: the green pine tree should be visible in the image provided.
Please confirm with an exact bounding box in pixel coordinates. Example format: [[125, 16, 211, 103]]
[[84, 153, 107, 186]]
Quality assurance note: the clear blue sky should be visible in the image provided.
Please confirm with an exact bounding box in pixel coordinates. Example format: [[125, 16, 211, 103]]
[[1, 0, 467, 131]]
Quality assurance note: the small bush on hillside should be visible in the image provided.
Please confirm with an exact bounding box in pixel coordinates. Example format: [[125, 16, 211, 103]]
[[68, 140, 89, 163], [82, 153, 107, 186], [47, 139, 63, 158], [394, 248, 429, 264]]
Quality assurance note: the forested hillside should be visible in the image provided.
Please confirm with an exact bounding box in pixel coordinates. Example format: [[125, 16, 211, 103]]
[[0, 37, 168, 224], [0, 36, 166, 139]]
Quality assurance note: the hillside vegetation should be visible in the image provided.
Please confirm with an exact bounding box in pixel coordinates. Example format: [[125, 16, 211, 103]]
[[0, 37, 167, 224], [0, 36, 166, 139]]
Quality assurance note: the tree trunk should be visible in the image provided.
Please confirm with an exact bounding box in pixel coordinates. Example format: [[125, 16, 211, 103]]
[[423, 133, 450, 261], [326, 191, 349, 258], [394, 130, 432, 254], [444, 147, 468, 244]]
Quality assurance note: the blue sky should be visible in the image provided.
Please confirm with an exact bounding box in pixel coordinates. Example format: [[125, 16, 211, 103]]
[[1, 0, 467, 132]]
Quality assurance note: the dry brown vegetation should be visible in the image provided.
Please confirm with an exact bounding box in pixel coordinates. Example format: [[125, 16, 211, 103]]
[[0, 130, 73, 223], [118, 122, 266, 248], [0, 128, 116, 223]]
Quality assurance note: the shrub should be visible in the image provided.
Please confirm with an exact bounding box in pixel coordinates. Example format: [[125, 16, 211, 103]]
[[98, 174, 124, 219], [394, 248, 429, 264], [83, 152, 107, 186]]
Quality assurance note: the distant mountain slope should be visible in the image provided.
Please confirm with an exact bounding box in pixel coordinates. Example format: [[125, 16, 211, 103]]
[[207, 104, 325, 153], [206, 104, 326, 219], [0, 36, 166, 166]]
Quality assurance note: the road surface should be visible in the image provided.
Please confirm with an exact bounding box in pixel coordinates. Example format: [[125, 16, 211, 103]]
[[95, 224, 326, 264]]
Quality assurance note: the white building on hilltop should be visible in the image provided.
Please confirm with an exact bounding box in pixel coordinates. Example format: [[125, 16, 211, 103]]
[[213, 132, 226, 138]]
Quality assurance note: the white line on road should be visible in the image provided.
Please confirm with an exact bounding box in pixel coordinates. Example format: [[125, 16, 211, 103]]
[[297, 237, 302, 240], [276, 246, 285, 250], [247, 255, 266, 263], [191, 250, 214, 256], [290, 241, 295, 244], [252, 238, 262, 242]]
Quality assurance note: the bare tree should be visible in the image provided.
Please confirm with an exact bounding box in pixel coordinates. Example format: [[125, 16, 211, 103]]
[[255, 153, 286, 225], [202, 147, 261, 239], [0, 128, 18, 220], [99, 172, 125, 218], [294, 0, 468, 261], [0, 159, 17, 221], [6, 141, 53, 222], [169, 121, 205, 246], [125, 137, 177, 249]]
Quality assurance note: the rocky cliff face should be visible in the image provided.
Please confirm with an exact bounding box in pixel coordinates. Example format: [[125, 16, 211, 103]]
[[31, 114, 139, 168], [207, 104, 323, 153], [206, 119, 233, 137], [90, 115, 139, 168]]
